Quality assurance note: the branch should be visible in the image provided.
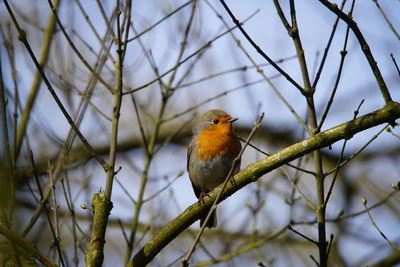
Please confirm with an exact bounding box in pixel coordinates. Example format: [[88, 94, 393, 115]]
[[196, 226, 288, 266], [84, 192, 113, 266], [14, 0, 60, 158], [123, 13, 255, 95], [0, 224, 57, 267], [362, 197, 400, 251], [128, 101, 400, 266], [318, 0, 393, 104], [3, 0, 108, 169], [369, 250, 400, 267], [85, 2, 128, 265], [218, 0, 306, 96], [372, 0, 400, 41]]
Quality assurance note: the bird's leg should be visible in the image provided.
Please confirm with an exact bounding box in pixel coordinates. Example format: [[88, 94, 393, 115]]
[[198, 191, 210, 205], [229, 175, 236, 187]]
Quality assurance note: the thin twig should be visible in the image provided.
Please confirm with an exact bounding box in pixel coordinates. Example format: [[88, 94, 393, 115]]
[[207, 0, 313, 134], [324, 98, 364, 205], [46, 0, 114, 92], [326, 234, 334, 262], [319, 0, 393, 103], [312, 0, 347, 88], [126, 0, 193, 43], [241, 132, 315, 210], [143, 171, 184, 203], [174, 55, 297, 90], [167, 0, 197, 86], [128, 22, 165, 154], [46, 68, 112, 121], [324, 123, 387, 176], [60, 176, 81, 266], [238, 137, 315, 176], [372, 0, 400, 40], [293, 189, 398, 225], [28, 151, 65, 266], [3, 0, 108, 169], [287, 225, 318, 245], [13, 0, 60, 158], [318, 0, 354, 130], [115, 177, 136, 204], [387, 127, 400, 139], [120, 0, 132, 62], [219, 0, 306, 96], [391, 53, 400, 77], [123, 11, 259, 95], [95, 0, 117, 40], [162, 77, 272, 123], [153, 117, 192, 155], [310, 254, 320, 267], [363, 197, 400, 251], [22, 27, 114, 237], [48, 162, 64, 266], [118, 219, 130, 246], [195, 225, 288, 266], [74, 0, 116, 63], [124, 2, 198, 262]]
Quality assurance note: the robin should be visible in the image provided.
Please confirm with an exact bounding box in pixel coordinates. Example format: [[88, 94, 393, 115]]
[[187, 109, 242, 228]]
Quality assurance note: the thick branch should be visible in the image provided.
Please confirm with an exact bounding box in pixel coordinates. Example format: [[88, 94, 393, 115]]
[[84, 193, 113, 266], [370, 250, 400, 267]]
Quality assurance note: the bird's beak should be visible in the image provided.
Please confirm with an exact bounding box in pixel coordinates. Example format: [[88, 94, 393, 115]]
[[227, 117, 238, 123]]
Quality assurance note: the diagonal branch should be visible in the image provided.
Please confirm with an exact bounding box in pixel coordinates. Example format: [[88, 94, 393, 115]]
[[13, 0, 60, 158], [0, 224, 57, 267]]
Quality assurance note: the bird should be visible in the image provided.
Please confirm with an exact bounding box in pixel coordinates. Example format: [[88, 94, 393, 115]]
[[187, 109, 242, 228]]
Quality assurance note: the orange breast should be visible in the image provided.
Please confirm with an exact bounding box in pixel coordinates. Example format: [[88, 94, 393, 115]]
[[195, 126, 241, 161]]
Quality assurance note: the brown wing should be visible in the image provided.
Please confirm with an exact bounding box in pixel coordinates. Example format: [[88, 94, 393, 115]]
[[187, 142, 202, 198], [187, 143, 192, 172], [232, 135, 242, 175]]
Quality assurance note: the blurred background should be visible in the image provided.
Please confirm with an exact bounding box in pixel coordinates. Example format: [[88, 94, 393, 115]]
[[0, 0, 399, 266]]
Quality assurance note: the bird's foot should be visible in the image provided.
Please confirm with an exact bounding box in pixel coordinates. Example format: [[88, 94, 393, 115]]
[[198, 192, 210, 205], [229, 175, 237, 187]]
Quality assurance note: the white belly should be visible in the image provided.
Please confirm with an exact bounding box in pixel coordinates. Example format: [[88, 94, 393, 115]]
[[189, 156, 232, 192]]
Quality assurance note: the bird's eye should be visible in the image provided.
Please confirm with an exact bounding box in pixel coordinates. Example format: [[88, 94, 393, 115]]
[[213, 119, 219, 124]]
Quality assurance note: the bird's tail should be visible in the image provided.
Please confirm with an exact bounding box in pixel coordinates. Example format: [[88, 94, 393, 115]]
[[200, 207, 217, 228]]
